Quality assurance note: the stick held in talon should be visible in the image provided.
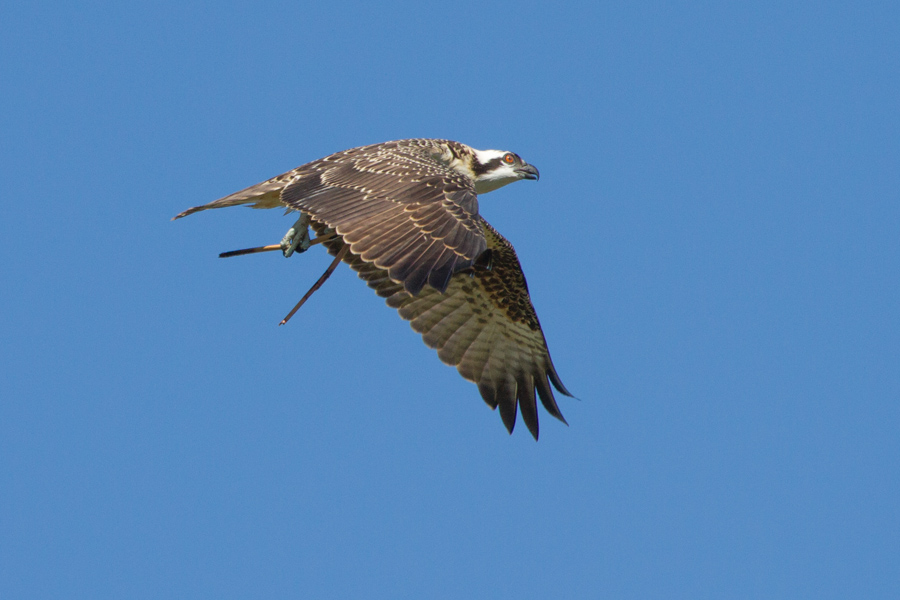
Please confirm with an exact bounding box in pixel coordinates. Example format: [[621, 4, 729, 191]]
[[279, 245, 350, 326], [219, 234, 338, 258], [219, 244, 282, 258]]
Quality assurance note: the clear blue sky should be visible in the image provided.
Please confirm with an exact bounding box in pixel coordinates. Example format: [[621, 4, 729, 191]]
[[2, 2, 898, 598]]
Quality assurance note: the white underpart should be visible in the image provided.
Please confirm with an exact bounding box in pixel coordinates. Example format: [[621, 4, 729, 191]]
[[470, 149, 523, 194]]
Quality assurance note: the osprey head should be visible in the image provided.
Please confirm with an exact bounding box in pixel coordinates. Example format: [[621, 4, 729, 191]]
[[469, 148, 540, 194]]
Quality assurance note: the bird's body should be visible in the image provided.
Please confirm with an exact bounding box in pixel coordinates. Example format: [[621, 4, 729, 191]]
[[175, 138, 572, 439]]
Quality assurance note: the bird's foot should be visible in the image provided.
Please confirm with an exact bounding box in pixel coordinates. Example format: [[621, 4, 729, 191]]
[[281, 213, 311, 258]]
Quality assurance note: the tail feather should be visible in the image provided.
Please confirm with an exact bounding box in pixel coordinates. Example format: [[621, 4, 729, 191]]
[[172, 178, 289, 220]]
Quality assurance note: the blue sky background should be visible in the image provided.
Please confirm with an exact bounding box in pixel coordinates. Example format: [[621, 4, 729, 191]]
[[2, 2, 898, 598]]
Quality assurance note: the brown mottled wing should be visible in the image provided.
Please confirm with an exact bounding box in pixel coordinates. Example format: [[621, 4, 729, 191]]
[[312, 218, 571, 440], [281, 139, 487, 295]]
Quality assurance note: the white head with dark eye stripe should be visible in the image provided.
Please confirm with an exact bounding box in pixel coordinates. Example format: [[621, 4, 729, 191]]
[[468, 149, 540, 194]]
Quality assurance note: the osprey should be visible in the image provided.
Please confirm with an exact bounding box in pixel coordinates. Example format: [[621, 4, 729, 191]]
[[174, 138, 572, 439]]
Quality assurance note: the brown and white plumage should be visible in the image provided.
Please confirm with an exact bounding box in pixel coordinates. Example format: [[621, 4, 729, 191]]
[[174, 138, 572, 439]]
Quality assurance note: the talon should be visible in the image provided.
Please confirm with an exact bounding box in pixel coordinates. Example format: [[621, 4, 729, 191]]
[[280, 213, 311, 258]]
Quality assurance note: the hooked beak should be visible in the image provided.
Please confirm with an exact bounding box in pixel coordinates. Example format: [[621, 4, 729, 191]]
[[516, 163, 540, 181]]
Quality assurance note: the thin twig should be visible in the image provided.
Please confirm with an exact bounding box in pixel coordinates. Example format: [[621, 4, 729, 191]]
[[218, 233, 337, 258], [279, 244, 350, 326], [218, 244, 282, 258]]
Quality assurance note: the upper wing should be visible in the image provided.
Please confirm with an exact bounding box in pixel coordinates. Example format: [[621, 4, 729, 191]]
[[313, 217, 572, 439], [281, 140, 486, 295], [174, 139, 487, 295]]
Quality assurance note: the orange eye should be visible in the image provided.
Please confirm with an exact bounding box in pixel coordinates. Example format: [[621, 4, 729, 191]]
[[504, 154, 515, 164]]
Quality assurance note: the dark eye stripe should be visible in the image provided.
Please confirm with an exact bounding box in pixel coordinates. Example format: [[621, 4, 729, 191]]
[[473, 157, 504, 177]]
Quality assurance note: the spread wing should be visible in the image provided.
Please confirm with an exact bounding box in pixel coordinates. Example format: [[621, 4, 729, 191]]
[[174, 139, 487, 295], [312, 218, 572, 439]]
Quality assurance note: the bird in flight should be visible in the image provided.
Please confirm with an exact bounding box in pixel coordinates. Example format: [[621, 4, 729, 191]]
[[174, 138, 572, 439]]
